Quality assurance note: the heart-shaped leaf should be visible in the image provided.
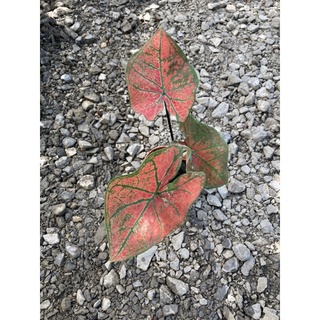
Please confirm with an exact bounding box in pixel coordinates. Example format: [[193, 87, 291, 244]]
[[105, 144, 205, 262], [180, 114, 229, 188], [126, 28, 198, 122]]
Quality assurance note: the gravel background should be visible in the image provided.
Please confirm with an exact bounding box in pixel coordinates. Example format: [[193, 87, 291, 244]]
[[40, 0, 280, 319]]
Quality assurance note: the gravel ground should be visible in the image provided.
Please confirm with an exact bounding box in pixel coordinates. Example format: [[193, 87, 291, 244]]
[[40, 0, 280, 319]]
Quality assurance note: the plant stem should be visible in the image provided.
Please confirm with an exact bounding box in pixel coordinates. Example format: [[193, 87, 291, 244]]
[[164, 100, 174, 142]]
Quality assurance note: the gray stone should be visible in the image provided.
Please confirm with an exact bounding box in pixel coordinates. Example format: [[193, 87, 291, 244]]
[[54, 252, 65, 267], [162, 304, 178, 316], [228, 74, 242, 86], [222, 257, 239, 273], [207, 1, 227, 10], [78, 140, 93, 150], [260, 219, 274, 234], [93, 299, 101, 308], [211, 37, 222, 47], [179, 248, 190, 259], [127, 143, 141, 157], [94, 221, 106, 244], [257, 277, 268, 293], [175, 14, 187, 23], [197, 209, 207, 220], [222, 238, 232, 249], [76, 289, 86, 306], [78, 122, 90, 133], [248, 77, 260, 90], [55, 156, 71, 169], [119, 264, 126, 279], [209, 98, 218, 108], [104, 146, 114, 161], [226, 21, 237, 31], [257, 184, 270, 200], [245, 92, 256, 105], [241, 165, 251, 174], [226, 4, 236, 12], [238, 82, 250, 95], [62, 137, 76, 148], [257, 100, 271, 112], [65, 147, 76, 157], [218, 185, 229, 199], [78, 175, 95, 190], [40, 300, 50, 309], [111, 12, 120, 20], [121, 20, 131, 33], [171, 231, 184, 251], [197, 96, 210, 106], [256, 87, 269, 98], [51, 203, 66, 216], [201, 82, 212, 91], [116, 284, 125, 294], [214, 284, 229, 301], [84, 90, 100, 102], [241, 256, 255, 276], [213, 209, 228, 221], [272, 160, 280, 171], [248, 24, 260, 33], [103, 269, 119, 287], [272, 17, 280, 29], [269, 179, 280, 192], [263, 146, 274, 159], [43, 233, 59, 245], [160, 285, 174, 304], [212, 102, 229, 118], [136, 245, 157, 271], [88, 65, 101, 75], [138, 123, 149, 136], [228, 179, 246, 193], [98, 73, 107, 80], [100, 113, 117, 126], [223, 305, 236, 320], [149, 135, 160, 145], [65, 242, 81, 258], [53, 114, 64, 128], [192, 104, 205, 113], [207, 194, 222, 207], [267, 204, 278, 214], [166, 276, 189, 296], [70, 21, 81, 32], [233, 243, 251, 261], [133, 281, 143, 288], [262, 307, 279, 320], [83, 34, 97, 44], [101, 298, 111, 311], [147, 289, 156, 300], [61, 74, 72, 82], [170, 258, 180, 271], [251, 127, 268, 142], [245, 303, 261, 319], [61, 297, 72, 312], [264, 79, 274, 92], [229, 63, 240, 70]]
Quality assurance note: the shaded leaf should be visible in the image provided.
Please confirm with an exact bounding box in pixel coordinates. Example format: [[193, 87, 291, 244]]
[[126, 28, 198, 122], [180, 114, 229, 188], [105, 144, 205, 261]]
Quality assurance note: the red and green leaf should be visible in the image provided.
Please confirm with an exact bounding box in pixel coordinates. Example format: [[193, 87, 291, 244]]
[[180, 114, 229, 188], [105, 144, 205, 262], [126, 28, 198, 122]]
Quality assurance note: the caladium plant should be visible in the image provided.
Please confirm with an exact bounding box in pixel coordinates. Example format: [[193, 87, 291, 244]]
[[105, 27, 229, 262]]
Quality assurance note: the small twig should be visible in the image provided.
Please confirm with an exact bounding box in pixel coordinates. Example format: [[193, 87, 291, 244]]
[[163, 100, 174, 142]]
